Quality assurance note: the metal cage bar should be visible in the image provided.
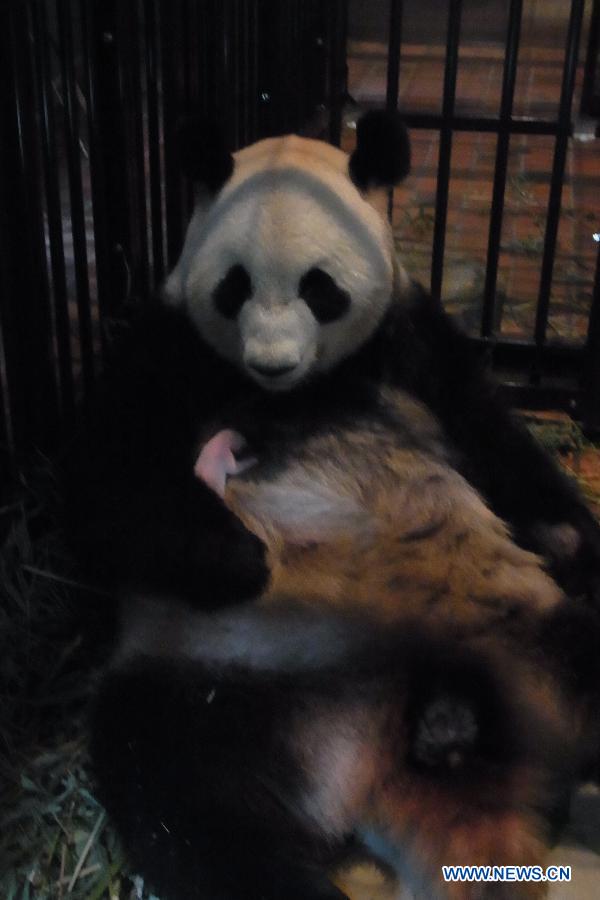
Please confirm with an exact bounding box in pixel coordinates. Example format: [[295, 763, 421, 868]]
[[401, 113, 574, 135], [534, 0, 586, 357], [582, 242, 600, 432], [86, 0, 133, 323], [430, 0, 462, 301], [121, 0, 151, 302], [481, 0, 523, 339], [160, 0, 185, 269], [56, 0, 96, 402], [144, 0, 165, 285], [581, 0, 600, 118], [328, 0, 348, 146], [80, 0, 111, 357], [385, 0, 403, 114], [33, 0, 76, 418], [385, 0, 404, 220], [0, 0, 59, 455]]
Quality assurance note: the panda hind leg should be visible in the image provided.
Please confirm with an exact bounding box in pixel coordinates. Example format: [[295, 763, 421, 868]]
[[90, 659, 349, 900]]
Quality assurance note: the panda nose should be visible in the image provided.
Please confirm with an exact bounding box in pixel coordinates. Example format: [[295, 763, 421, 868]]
[[249, 362, 297, 378]]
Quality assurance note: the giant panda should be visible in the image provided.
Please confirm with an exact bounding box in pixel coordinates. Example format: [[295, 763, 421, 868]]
[[63, 111, 600, 898]]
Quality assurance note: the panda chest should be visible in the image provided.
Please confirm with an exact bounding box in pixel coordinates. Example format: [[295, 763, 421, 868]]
[[206, 388, 465, 604], [203, 383, 561, 622]]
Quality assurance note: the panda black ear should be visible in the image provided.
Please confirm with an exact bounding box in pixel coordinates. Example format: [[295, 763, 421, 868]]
[[349, 110, 411, 191], [176, 115, 234, 192]]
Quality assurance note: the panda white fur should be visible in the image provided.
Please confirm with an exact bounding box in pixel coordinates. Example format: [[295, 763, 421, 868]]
[[164, 127, 407, 390], [63, 112, 600, 899]]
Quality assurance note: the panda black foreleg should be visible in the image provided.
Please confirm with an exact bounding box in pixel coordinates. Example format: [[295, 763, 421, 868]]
[[123, 474, 270, 607], [62, 309, 269, 611], [91, 660, 348, 900], [65, 451, 269, 613]]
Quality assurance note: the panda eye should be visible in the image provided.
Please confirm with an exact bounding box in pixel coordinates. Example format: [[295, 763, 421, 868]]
[[298, 267, 351, 324], [213, 264, 253, 319]]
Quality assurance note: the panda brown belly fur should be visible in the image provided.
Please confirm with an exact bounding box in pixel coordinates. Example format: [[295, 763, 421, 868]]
[[222, 385, 563, 630]]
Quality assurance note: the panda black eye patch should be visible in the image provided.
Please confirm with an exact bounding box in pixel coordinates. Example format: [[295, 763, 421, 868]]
[[212, 264, 253, 319], [298, 267, 351, 324]]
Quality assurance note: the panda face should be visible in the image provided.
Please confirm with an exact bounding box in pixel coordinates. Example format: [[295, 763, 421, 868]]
[[165, 135, 396, 392]]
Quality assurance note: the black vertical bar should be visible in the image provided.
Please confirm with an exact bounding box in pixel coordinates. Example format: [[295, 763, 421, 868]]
[[197, 0, 210, 115], [580, 0, 600, 116], [0, 200, 16, 461], [256, 0, 272, 138], [328, 0, 347, 146], [120, 0, 150, 300], [90, 0, 132, 320], [33, 0, 75, 418], [214, 1, 229, 138], [249, 0, 259, 142], [161, 0, 185, 268], [183, 0, 201, 219], [0, 313, 12, 463], [299, 0, 311, 129], [57, 0, 95, 400], [0, 0, 58, 452], [231, 0, 241, 149], [385, 0, 404, 220], [430, 0, 462, 301], [292, 0, 301, 130], [241, 0, 250, 146], [283, 1, 294, 134], [181, 0, 198, 218], [481, 0, 523, 337], [581, 243, 600, 433], [386, 0, 403, 112], [80, 0, 111, 357], [534, 0, 585, 352], [145, 0, 165, 286]]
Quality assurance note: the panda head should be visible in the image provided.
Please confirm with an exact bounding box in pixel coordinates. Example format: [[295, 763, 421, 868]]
[[164, 111, 411, 392]]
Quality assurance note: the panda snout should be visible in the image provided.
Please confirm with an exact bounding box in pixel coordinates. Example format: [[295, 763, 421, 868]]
[[249, 361, 297, 378]]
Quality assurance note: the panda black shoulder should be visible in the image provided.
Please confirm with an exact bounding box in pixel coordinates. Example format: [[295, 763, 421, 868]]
[[378, 286, 486, 398], [96, 302, 252, 424]]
